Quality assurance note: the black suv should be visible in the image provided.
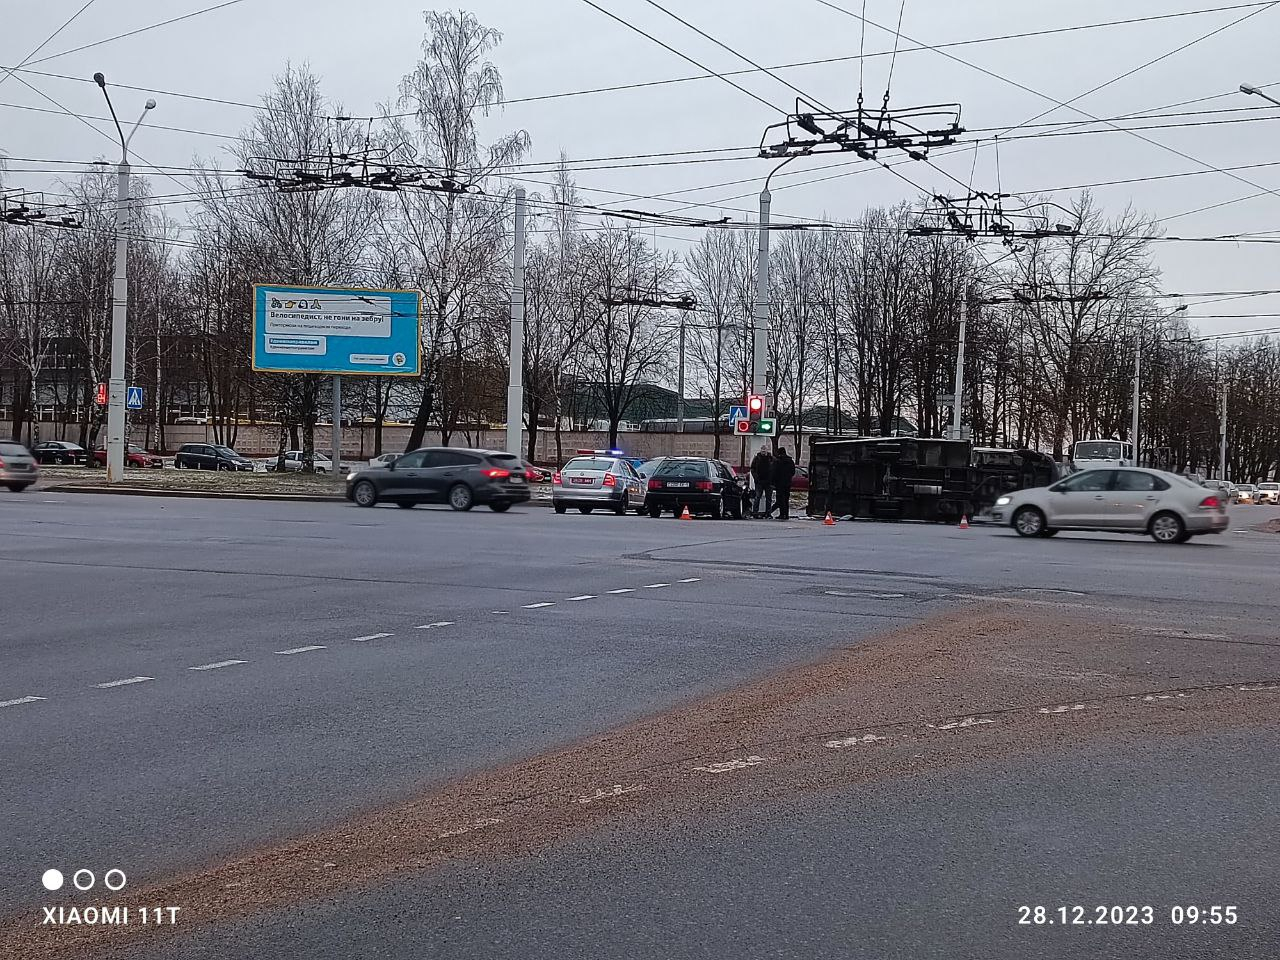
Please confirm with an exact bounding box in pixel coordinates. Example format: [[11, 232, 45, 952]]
[[174, 443, 255, 471], [345, 447, 532, 512], [644, 457, 744, 519]]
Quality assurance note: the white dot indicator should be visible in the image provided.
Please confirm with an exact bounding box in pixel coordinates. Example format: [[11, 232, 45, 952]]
[[41, 869, 64, 891], [104, 869, 127, 891]]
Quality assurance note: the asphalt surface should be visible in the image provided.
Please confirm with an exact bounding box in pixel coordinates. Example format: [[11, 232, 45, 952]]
[[1, 491, 1277, 958]]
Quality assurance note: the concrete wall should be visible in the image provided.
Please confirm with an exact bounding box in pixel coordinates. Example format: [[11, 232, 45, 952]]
[[104, 424, 785, 466]]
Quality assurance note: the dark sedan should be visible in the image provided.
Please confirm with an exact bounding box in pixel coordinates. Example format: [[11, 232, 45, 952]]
[[345, 446, 531, 511], [644, 456, 745, 519], [31, 440, 86, 465]]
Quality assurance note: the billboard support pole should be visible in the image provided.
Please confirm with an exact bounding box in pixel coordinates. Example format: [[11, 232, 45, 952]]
[[331, 376, 342, 478], [506, 188, 527, 458]]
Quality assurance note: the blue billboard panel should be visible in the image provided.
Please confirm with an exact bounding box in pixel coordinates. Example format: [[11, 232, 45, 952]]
[[251, 284, 421, 376]]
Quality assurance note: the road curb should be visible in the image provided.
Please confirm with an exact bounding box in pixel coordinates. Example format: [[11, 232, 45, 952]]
[[45, 484, 345, 503]]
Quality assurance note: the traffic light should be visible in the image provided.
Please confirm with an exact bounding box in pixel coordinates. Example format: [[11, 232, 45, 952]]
[[747, 395, 765, 422], [756, 417, 777, 437]]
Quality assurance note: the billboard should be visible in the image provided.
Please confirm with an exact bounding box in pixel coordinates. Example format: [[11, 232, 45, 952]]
[[251, 284, 421, 376]]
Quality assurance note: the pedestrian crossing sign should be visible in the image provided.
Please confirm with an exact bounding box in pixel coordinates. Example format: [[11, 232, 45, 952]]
[[126, 386, 144, 410]]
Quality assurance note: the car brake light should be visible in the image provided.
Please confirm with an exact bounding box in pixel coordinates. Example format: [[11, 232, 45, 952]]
[[1199, 496, 1220, 509], [648, 479, 660, 491], [552, 471, 562, 484], [483, 468, 510, 479], [695, 480, 714, 492], [603, 473, 616, 487]]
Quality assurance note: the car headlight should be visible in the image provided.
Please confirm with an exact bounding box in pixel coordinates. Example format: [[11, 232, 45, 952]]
[[995, 496, 1012, 506], [346, 472, 357, 481]]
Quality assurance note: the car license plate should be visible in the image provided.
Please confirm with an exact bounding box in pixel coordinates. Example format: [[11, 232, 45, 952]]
[[666, 481, 690, 488], [510, 475, 524, 483], [571, 477, 593, 484]]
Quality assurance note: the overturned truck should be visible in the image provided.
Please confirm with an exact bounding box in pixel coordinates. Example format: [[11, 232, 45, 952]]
[[806, 436, 1061, 522]]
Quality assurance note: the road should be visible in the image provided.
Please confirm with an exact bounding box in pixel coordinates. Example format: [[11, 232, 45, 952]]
[[0, 492, 1276, 959]]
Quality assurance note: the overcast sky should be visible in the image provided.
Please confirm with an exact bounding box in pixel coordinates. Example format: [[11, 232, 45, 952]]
[[3, 0, 1280, 335]]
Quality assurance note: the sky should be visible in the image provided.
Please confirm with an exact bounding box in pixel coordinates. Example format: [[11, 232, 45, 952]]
[[3, 0, 1280, 337]]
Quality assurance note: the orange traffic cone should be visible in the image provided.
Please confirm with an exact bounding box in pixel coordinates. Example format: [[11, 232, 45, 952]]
[[680, 505, 692, 520], [959, 514, 970, 530], [823, 511, 836, 526]]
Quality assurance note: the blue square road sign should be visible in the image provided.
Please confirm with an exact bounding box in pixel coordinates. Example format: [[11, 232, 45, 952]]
[[126, 386, 144, 410]]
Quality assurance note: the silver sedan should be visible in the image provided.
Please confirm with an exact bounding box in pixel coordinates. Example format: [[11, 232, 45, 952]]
[[552, 455, 645, 515], [992, 467, 1229, 544]]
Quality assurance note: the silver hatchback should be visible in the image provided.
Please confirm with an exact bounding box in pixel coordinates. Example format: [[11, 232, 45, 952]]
[[552, 456, 644, 515], [992, 466, 1229, 543]]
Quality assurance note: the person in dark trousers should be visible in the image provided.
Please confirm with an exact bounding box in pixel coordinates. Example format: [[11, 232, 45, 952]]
[[749, 448, 774, 518], [771, 446, 796, 520]]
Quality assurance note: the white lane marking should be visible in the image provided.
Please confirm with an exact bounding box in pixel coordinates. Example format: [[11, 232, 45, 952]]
[[276, 645, 326, 656], [188, 660, 247, 672], [565, 595, 596, 602], [693, 755, 768, 774], [676, 577, 701, 583], [491, 610, 509, 615], [825, 590, 906, 599], [825, 733, 888, 749], [94, 676, 153, 689], [607, 588, 635, 594], [1136, 692, 1190, 703], [642, 583, 669, 589], [0, 696, 46, 708], [350, 632, 393, 643], [928, 716, 995, 730], [1129, 626, 1231, 642], [415, 621, 454, 630], [1038, 703, 1093, 714], [1237, 683, 1280, 692], [522, 602, 556, 609], [573, 784, 643, 804]]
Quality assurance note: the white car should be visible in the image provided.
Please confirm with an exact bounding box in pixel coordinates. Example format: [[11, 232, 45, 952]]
[[264, 451, 337, 473], [1256, 482, 1280, 505], [1235, 484, 1257, 504], [368, 453, 399, 469], [992, 466, 1229, 544]]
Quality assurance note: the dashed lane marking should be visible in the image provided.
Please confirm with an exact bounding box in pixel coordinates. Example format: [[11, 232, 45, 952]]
[[693, 755, 769, 774], [573, 784, 644, 804], [522, 602, 556, 609], [188, 660, 247, 672], [275, 645, 326, 656], [607, 589, 635, 594], [0, 696, 45, 708], [1038, 703, 1094, 714], [415, 622, 454, 630], [565, 595, 596, 601], [94, 676, 153, 689], [928, 716, 995, 730], [350, 633, 394, 643], [491, 611, 509, 615], [825, 733, 888, 749], [676, 578, 701, 583], [641, 583, 670, 589]]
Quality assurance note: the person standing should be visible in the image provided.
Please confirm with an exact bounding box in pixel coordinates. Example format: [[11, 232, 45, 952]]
[[772, 446, 796, 520], [750, 448, 774, 519]]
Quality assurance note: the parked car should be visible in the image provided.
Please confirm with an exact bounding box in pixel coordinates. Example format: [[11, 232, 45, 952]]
[[644, 456, 746, 519], [1235, 483, 1257, 504], [0, 441, 38, 491], [368, 453, 399, 469], [1254, 481, 1279, 505], [551, 455, 645, 515], [173, 443, 255, 471], [522, 460, 552, 483], [264, 450, 337, 473], [31, 440, 86, 465], [345, 447, 531, 511], [992, 467, 1228, 544], [91, 444, 163, 468]]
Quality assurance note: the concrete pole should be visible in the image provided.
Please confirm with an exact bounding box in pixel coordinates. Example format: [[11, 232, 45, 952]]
[[951, 283, 967, 441], [752, 186, 771, 453], [505, 188, 527, 458], [1218, 340, 1228, 480], [331, 376, 342, 476], [1130, 329, 1141, 467], [676, 311, 686, 433], [105, 161, 130, 482]]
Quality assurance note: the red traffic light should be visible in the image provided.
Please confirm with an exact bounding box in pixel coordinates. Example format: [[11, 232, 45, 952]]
[[747, 394, 764, 418]]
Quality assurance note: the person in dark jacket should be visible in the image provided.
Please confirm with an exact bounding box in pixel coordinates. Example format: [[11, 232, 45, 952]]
[[771, 446, 796, 520], [749, 448, 774, 518]]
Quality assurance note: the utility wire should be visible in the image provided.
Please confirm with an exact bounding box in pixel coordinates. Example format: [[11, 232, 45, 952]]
[[0, 0, 97, 92]]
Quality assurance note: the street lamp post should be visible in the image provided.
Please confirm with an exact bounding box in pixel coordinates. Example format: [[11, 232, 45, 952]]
[[1240, 82, 1280, 107], [94, 73, 155, 484], [751, 156, 799, 456]]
